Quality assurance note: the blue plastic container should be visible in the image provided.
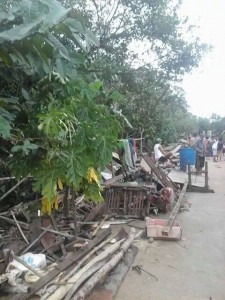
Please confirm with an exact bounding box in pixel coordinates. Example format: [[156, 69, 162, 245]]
[[179, 148, 196, 171]]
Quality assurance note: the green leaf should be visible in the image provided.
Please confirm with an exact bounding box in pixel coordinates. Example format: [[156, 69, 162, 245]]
[[72, 33, 87, 52], [46, 32, 69, 60], [0, 115, 11, 139], [85, 29, 99, 47], [0, 18, 45, 44], [55, 58, 65, 78], [89, 80, 103, 92], [21, 88, 31, 101], [65, 19, 86, 35]]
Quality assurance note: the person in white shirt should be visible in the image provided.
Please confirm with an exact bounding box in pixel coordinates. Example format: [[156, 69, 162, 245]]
[[212, 137, 218, 162], [154, 138, 172, 163]]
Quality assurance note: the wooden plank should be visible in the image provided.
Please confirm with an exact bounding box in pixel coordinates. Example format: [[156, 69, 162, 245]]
[[12, 228, 111, 300], [102, 174, 125, 187], [162, 182, 188, 236], [142, 155, 179, 192]]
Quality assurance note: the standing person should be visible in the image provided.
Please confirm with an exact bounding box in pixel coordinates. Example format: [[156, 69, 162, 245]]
[[217, 137, 224, 162], [195, 130, 206, 172], [212, 137, 218, 162], [223, 143, 225, 157], [206, 138, 213, 158], [189, 133, 198, 148], [154, 138, 172, 164]]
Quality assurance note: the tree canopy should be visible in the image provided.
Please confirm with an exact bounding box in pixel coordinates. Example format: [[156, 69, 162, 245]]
[[0, 0, 223, 211]]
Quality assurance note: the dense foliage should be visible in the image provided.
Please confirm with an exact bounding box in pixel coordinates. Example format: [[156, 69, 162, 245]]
[[0, 0, 224, 210], [0, 0, 121, 208], [60, 0, 215, 142]]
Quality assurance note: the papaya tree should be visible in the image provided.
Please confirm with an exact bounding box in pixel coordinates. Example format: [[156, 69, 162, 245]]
[[0, 0, 121, 213]]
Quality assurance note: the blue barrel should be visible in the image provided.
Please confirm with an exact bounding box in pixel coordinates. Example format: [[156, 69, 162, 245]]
[[179, 148, 196, 171]]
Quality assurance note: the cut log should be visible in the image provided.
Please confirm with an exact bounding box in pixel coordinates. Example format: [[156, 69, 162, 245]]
[[64, 259, 108, 300], [12, 229, 111, 300], [41, 235, 115, 300], [46, 238, 125, 300], [73, 228, 136, 300]]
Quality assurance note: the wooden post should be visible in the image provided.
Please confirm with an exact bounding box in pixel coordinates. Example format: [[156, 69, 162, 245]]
[[205, 161, 209, 190], [187, 164, 192, 189], [140, 129, 144, 154], [162, 181, 188, 236], [111, 159, 114, 177]]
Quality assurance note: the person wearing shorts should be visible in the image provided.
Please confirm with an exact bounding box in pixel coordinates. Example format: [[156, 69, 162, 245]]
[[154, 138, 172, 164], [217, 137, 224, 162]]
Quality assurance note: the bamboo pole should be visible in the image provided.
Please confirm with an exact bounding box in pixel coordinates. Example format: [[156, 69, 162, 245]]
[[45, 238, 126, 300], [64, 259, 107, 300], [72, 228, 136, 300], [41, 235, 115, 300]]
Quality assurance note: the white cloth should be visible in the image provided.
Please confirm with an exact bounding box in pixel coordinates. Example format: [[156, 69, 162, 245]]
[[154, 143, 163, 161]]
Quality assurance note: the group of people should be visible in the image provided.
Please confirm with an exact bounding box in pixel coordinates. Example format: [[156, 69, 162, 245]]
[[154, 131, 225, 173], [188, 132, 225, 168]]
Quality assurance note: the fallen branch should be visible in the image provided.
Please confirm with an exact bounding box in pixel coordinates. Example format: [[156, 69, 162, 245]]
[[40, 227, 73, 239], [0, 177, 27, 203], [0, 215, 30, 230], [21, 226, 51, 255], [11, 210, 29, 245], [73, 228, 136, 300]]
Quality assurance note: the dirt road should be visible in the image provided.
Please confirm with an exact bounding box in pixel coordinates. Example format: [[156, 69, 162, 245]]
[[116, 159, 225, 300]]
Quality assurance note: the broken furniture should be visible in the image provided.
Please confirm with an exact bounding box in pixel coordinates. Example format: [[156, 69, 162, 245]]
[[140, 154, 180, 194], [104, 183, 153, 217], [168, 162, 214, 193], [145, 181, 188, 240]]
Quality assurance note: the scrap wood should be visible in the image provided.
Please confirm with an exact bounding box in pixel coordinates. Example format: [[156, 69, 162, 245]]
[[0, 177, 27, 203], [20, 226, 51, 255], [12, 228, 111, 300], [72, 228, 136, 300], [64, 259, 109, 300], [101, 245, 138, 298], [101, 174, 125, 187], [46, 237, 125, 300], [43, 228, 127, 299], [40, 227, 73, 239], [50, 215, 67, 257], [141, 155, 179, 193], [91, 215, 109, 238], [162, 181, 188, 236], [11, 210, 29, 245], [41, 234, 115, 300], [0, 215, 30, 230], [85, 203, 106, 222]]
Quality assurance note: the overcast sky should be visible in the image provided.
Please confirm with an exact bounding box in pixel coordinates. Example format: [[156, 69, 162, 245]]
[[181, 0, 225, 118]]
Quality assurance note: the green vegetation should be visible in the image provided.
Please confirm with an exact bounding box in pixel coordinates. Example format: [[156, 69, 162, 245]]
[[0, 0, 224, 208]]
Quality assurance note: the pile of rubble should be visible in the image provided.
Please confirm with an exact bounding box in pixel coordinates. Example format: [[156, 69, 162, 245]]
[[0, 145, 187, 299]]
